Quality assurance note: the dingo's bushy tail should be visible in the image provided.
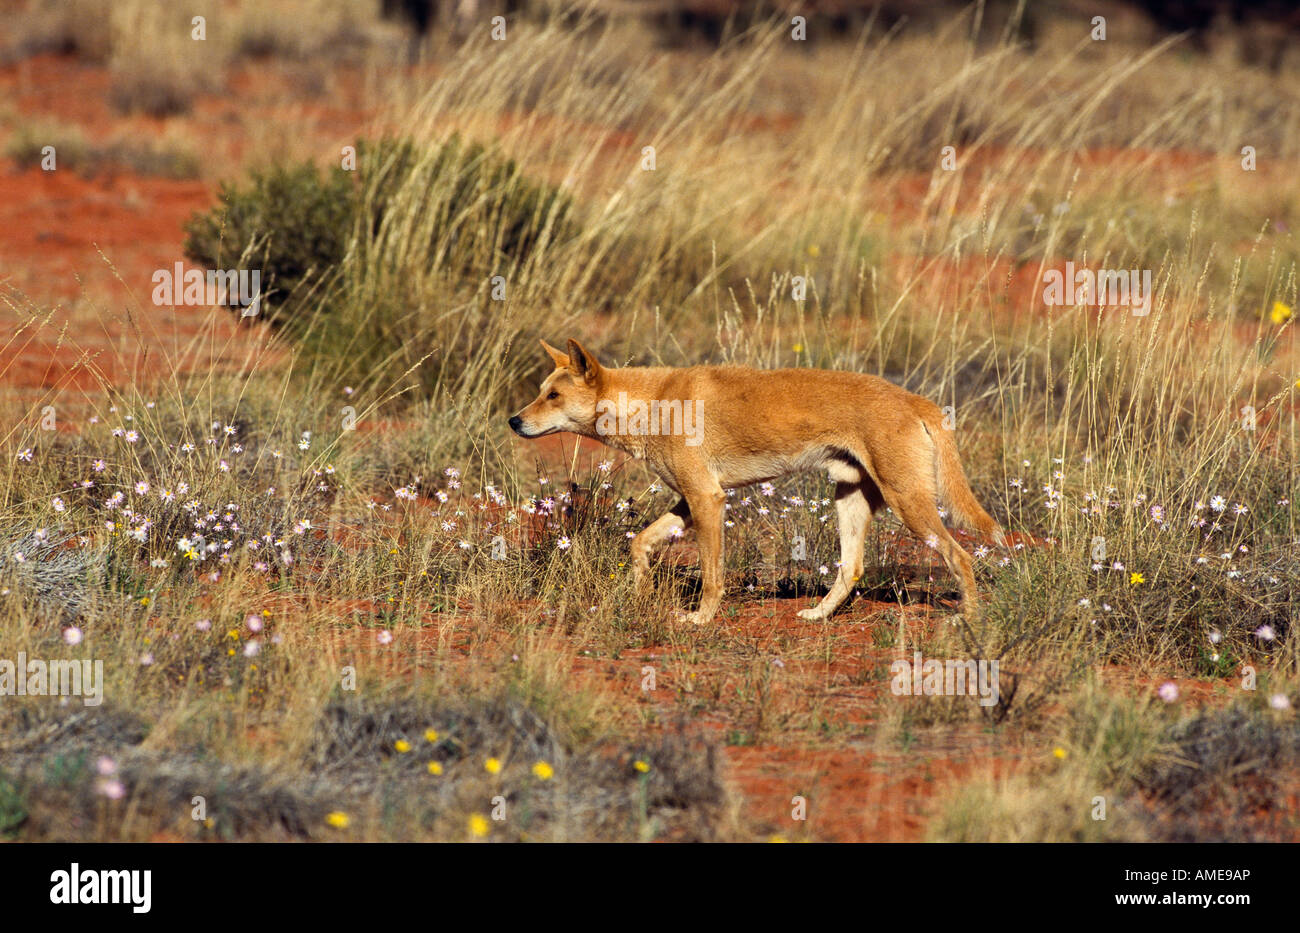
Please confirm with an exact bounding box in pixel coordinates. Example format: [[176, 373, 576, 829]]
[[923, 411, 1006, 547]]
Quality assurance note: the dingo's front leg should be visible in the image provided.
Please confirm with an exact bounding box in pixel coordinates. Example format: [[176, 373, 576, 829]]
[[681, 483, 726, 625], [631, 497, 691, 590]]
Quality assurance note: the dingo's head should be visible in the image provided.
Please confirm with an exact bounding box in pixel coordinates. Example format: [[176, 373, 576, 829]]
[[509, 339, 603, 438]]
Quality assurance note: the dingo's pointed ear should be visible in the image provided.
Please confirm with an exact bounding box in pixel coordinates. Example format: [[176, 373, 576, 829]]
[[566, 339, 601, 386], [539, 339, 568, 369]]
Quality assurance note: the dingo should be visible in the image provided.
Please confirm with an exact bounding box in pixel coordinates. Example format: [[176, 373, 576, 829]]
[[509, 339, 1004, 625]]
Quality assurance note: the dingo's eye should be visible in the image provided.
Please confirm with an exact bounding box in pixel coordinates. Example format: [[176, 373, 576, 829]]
[[546, 391, 559, 400]]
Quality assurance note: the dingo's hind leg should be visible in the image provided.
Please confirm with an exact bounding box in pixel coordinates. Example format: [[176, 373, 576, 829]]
[[797, 481, 875, 621], [881, 483, 979, 617]]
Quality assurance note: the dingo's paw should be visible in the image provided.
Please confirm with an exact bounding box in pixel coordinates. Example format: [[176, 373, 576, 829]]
[[796, 606, 830, 621], [672, 609, 713, 626]]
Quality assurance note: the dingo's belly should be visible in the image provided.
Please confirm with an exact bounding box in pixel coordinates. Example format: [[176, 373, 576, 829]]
[[710, 446, 868, 489]]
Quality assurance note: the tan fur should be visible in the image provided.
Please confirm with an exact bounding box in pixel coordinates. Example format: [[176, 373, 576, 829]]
[[509, 339, 1003, 625]]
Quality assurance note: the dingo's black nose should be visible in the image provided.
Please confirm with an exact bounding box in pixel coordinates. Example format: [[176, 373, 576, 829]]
[[508, 415, 524, 435]]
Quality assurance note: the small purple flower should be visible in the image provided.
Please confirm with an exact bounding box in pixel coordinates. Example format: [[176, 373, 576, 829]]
[[96, 778, 126, 800]]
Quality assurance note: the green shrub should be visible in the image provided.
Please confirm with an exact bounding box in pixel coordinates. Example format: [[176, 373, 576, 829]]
[[108, 56, 207, 118], [5, 121, 199, 179], [4, 120, 90, 171], [183, 159, 356, 320], [0, 773, 26, 837], [183, 135, 577, 331]]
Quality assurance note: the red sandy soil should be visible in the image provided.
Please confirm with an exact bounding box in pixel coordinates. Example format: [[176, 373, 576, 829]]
[[725, 744, 1019, 841], [0, 52, 374, 400], [0, 163, 264, 398], [1094, 665, 1242, 708], [564, 595, 1026, 841]]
